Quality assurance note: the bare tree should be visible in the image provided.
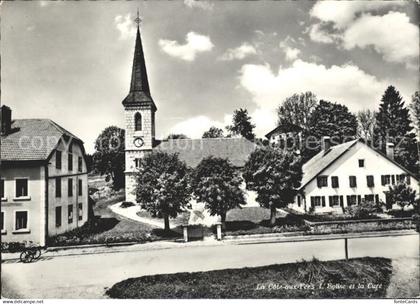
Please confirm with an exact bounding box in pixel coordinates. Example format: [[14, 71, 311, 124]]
[[357, 109, 376, 142]]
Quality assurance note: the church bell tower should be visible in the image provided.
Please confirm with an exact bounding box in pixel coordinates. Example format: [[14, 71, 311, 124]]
[[123, 12, 157, 203]]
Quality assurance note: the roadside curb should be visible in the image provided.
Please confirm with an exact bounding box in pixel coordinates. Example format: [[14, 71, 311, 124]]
[[2, 230, 417, 262], [229, 229, 418, 245]]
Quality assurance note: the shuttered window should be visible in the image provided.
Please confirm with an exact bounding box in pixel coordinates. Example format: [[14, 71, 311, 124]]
[[331, 176, 339, 188], [349, 176, 357, 188]]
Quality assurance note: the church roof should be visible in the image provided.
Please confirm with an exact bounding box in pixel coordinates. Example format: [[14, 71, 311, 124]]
[[1, 119, 83, 162], [122, 26, 156, 111], [154, 138, 257, 168]]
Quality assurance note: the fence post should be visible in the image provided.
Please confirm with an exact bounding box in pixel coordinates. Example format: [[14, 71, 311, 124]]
[[216, 223, 222, 241], [183, 225, 188, 243], [344, 238, 348, 260]]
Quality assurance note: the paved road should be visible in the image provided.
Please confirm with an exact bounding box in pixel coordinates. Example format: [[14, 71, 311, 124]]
[[2, 234, 418, 299]]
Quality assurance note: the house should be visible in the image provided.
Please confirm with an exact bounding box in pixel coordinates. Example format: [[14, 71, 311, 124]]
[[122, 20, 257, 202], [289, 136, 418, 214], [0, 106, 89, 246], [265, 123, 303, 147]]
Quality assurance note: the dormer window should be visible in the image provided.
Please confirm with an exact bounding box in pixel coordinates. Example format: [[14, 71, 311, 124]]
[[135, 112, 142, 131]]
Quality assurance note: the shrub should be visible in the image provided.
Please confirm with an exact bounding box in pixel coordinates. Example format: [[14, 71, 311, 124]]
[[120, 201, 135, 208], [344, 199, 381, 219]]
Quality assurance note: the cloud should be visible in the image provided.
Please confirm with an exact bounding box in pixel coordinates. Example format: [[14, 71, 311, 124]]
[[342, 12, 418, 65], [307, 23, 336, 44], [39, 1, 49, 7], [279, 38, 301, 61], [184, 0, 214, 10], [114, 14, 136, 40], [308, 1, 418, 66], [170, 114, 232, 138], [310, 1, 405, 29], [219, 43, 257, 61], [159, 32, 214, 61], [239, 59, 390, 136]]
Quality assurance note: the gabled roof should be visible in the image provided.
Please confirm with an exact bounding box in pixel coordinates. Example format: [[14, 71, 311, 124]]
[[122, 26, 156, 111], [154, 138, 257, 168], [265, 123, 302, 138], [1, 119, 83, 162], [299, 138, 418, 189]]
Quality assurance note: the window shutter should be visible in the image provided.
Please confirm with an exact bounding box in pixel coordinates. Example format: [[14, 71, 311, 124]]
[[321, 196, 326, 207], [340, 196, 344, 207], [311, 197, 314, 207], [381, 175, 385, 186], [406, 175, 411, 185], [391, 175, 395, 185], [328, 196, 332, 207], [317, 177, 321, 188], [357, 195, 361, 204]]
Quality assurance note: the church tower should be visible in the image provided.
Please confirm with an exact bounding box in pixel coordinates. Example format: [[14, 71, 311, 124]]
[[123, 14, 157, 202]]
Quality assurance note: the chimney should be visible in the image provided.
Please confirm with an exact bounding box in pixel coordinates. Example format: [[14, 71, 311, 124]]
[[386, 142, 394, 160], [0, 105, 12, 136], [321, 136, 331, 152]]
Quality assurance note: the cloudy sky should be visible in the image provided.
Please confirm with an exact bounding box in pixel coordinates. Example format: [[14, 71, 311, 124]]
[[2, 1, 418, 153]]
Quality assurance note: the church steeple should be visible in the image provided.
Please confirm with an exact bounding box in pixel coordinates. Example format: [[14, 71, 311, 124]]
[[122, 12, 156, 111]]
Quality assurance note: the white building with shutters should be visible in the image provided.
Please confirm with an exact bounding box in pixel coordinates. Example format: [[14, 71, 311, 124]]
[[290, 137, 418, 214]]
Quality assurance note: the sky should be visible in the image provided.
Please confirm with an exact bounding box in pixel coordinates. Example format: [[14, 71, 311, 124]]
[[1, 0, 419, 153]]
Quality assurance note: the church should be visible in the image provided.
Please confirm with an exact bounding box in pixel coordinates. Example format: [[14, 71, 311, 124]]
[[122, 18, 257, 203]]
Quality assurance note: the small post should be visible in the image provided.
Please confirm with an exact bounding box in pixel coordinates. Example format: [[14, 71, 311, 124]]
[[344, 238, 348, 260], [183, 225, 188, 243], [216, 223, 222, 241]]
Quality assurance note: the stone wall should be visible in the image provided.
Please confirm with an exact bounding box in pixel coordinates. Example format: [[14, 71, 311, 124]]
[[305, 217, 415, 234]]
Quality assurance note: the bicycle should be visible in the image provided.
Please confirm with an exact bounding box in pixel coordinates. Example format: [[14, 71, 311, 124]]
[[19, 241, 42, 263]]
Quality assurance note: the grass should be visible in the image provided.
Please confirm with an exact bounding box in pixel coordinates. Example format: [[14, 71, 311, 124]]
[[48, 176, 182, 246], [105, 257, 392, 299], [223, 207, 307, 236]]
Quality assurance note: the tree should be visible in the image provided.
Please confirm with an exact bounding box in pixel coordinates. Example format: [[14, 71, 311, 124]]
[[387, 183, 417, 211], [135, 152, 191, 231], [165, 134, 189, 140], [277, 91, 317, 132], [357, 109, 376, 142], [243, 147, 302, 226], [226, 108, 255, 140], [191, 157, 245, 228], [202, 127, 224, 138], [373, 86, 417, 172], [92, 126, 125, 190], [306, 100, 358, 160], [410, 91, 420, 133]]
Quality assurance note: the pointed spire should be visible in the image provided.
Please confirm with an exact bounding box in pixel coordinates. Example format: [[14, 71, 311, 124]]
[[122, 11, 156, 110]]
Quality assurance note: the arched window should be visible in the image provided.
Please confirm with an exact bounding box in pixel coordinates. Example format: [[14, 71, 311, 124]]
[[134, 112, 142, 131]]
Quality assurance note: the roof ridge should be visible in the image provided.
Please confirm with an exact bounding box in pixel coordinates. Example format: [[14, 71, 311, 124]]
[[47, 119, 82, 142]]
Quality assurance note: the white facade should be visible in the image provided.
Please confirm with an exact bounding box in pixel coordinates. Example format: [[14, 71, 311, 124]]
[[124, 106, 155, 203], [290, 141, 418, 213], [1, 139, 88, 246]]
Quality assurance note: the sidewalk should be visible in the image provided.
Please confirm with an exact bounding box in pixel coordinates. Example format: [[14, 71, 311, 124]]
[[2, 229, 416, 262]]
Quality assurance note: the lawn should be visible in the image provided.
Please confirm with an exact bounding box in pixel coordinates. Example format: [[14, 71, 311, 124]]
[[105, 257, 392, 299], [223, 207, 307, 236], [47, 175, 182, 246]]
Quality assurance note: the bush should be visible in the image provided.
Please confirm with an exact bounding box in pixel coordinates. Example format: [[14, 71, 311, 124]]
[[120, 201, 135, 208], [344, 200, 381, 219], [272, 224, 310, 233]]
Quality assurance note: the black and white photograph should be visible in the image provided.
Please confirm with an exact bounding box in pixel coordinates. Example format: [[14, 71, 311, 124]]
[[0, 0, 419, 301]]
